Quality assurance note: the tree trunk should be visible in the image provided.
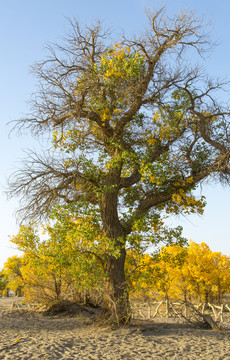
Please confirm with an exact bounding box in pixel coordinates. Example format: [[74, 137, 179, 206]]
[[104, 246, 131, 324], [53, 276, 62, 300], [99, 175, 131, 324], [16, 287, 22, 297]]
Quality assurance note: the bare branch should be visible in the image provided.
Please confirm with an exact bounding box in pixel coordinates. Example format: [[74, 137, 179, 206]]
[[8, 150, 98, 221], [8, 9, 230, 228]]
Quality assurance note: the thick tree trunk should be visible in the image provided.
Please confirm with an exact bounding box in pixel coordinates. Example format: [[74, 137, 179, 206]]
[[99, 174, 131, 324], [105, 247, 131, 324]]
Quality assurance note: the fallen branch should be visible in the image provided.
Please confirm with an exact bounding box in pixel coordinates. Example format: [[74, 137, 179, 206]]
[[181, 302, 223, 330]]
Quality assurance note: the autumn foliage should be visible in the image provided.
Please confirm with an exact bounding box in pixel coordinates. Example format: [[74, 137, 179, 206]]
[[7, 215, 105, 305], [3, 225, 230, 307], [1, 256, 24, 297], [126, 241, 230, 304]]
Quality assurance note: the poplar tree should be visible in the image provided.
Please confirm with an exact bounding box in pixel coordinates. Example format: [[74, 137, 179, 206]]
[[9, 9, 230, 323]]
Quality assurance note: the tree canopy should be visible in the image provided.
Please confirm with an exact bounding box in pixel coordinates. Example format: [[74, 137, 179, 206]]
[[8, 8, 230, 323]]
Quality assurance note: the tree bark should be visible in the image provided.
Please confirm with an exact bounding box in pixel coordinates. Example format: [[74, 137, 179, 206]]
[[105, 247, 131, 324], [99, 177, 131, 324]]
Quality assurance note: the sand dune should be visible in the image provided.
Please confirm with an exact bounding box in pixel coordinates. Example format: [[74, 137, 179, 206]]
[[0, 297, 230, 359]]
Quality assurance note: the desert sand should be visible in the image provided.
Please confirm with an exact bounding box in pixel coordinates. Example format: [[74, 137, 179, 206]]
[[0, 297, 230, 360]]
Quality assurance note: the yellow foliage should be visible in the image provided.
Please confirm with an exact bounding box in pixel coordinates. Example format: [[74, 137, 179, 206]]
[[126, 241, 230, 303]]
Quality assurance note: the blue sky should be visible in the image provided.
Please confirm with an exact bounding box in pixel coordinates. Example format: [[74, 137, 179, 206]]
[[0, 0, 230, 268]]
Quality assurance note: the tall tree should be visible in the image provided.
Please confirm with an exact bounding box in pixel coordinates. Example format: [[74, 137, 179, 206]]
[[9, 9, 230, 323]]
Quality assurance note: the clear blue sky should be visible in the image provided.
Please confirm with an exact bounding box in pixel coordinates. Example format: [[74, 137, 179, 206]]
[[0, 0, 230, 268]]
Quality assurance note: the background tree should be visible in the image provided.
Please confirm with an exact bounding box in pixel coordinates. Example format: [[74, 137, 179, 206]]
[[210, 252, 230, 304], [181, 241, 230, 304], [10, 223, 75, 303], [127, 242, 230, 304], [125, 236, 187, 300], [10, 214, 105, 305], [1, 256, 24, 296], [151, 244, 188, 301], [0, 270, 8, 297], [9, 8, 230, 323]]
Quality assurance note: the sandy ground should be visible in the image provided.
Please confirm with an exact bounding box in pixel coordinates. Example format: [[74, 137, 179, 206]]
[[0, 297, 230, 360]]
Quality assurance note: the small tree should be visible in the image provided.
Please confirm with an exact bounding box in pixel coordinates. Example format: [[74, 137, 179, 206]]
[[10, 220, 93, 304], [0, 271, 8, 297], [13, 224, 74, 303], [152, 244, 188, 301], [2, 256, 24, 296], [9, 9, 230, 323], [211, 252, 230, 304], [181, 241, 230, 304], [126, 233, 187, 300]]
